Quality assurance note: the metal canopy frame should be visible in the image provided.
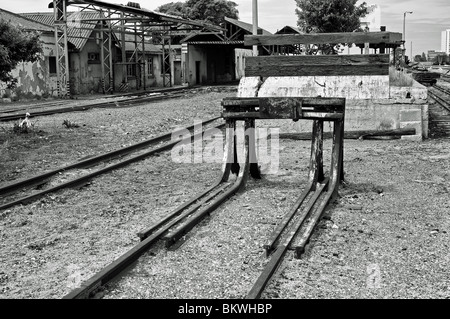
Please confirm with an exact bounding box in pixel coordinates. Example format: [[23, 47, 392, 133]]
[[50, 0, 224, 96]]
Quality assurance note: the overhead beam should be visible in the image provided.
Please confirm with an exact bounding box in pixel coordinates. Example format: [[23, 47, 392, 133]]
[[244, 32, 403, 46], [59, 0, 224, 31], [245, 54, 390, 77]]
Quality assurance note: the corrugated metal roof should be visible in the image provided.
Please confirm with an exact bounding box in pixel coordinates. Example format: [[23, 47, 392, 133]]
[[121, 33, 162, 54], [224, 17, 272, 35], [0, 8, 53, 32], [21, 11, 101, 50], [275, 26, 302, 35]]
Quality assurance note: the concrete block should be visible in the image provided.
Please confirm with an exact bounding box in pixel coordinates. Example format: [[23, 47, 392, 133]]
[[401, 135, 422, 141], [399, 109, 422, 122], [237, 77, 262, 97], [257, 75, 390, 99], [421, 104, 429, 139]]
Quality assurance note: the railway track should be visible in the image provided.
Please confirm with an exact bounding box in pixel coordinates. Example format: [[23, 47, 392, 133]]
[[440, 75, 450, 84], [428, 82, 450, 136], [63, 119, 253, 299], [0, 87, 191, 122], [63, 96, 345, 299], [0, 116, 223, 211]]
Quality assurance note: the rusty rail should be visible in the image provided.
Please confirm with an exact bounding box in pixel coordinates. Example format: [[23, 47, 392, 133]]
[[0, 117, 221, 211], [63, 119, 255, 299], [219, 96, 345, 299]]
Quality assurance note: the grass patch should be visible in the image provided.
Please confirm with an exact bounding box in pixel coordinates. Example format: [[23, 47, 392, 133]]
[[389, 67, 414, 87]]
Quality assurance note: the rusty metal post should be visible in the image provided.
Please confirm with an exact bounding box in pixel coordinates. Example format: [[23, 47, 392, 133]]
[[108, 9, 114, 93], [120, 12, 127, 86], [100, 11, 106, 94], [331, 118, 344, 199], [142, 26, 146, 91], [247, 119, 261, 179], [53, 0, 70, 98], [309, 120, 324, 190]]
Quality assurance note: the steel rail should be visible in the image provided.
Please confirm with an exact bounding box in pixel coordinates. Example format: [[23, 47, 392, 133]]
[[63, 121, 243, 299], [63, 205, 201, 299], [246, 118, 344, 299], [0, 87, 187, 115], [0, 101, 68, 114], [433, 84, 450, 96], [0, 117, 220, 197], [162, 120, 253, 247], [0, 123, 225, 211], [294, 123, 344, 257], [428, 90, 450, 113], [136, 181, 230, 240], [245, 179, 329, 300], [0, 88, 190, 122], [263, 121, 324, 256], [263, 183, 313, 256]]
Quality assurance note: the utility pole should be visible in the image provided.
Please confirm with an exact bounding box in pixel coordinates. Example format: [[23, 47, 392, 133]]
[[410, 41, 413, 61], [252, 0, 258, 56], [403, 11, 413, 48]]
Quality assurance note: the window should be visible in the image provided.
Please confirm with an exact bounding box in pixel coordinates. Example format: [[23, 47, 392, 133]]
[[127, 64, 136, 77], [49, 56, 57, 74], [147, 57, 154, 76], [88, 52, 100, 64]]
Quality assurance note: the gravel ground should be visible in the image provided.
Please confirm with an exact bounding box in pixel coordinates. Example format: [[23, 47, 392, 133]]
[[0, 88, 449, 299]]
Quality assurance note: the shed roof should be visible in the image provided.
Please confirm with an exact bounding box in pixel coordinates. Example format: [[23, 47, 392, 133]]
[[0, 8, 53, 33], [275, 26, 302, 35], [120, 33, 162, 54], [21, 11, 102, 50], [224, 17, 272, 35]]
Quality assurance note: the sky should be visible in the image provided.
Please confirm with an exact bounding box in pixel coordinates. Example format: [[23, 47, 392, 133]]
[[1, 0, 449, 57]]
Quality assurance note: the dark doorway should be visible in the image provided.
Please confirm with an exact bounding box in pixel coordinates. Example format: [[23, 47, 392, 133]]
[[195, 61, 201, 85]]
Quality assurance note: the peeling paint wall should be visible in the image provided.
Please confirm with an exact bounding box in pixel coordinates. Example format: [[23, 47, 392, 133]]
[[238, 75, 428, 140], [69, 40, 103, 95], [0, 34, 58, 98], [253, 75, 391, 99]]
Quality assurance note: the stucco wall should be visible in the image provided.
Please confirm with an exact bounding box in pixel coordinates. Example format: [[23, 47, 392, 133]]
[[237, 75, 429, 140], [0, 34, 58, 98], [187, 45, 208, 85]]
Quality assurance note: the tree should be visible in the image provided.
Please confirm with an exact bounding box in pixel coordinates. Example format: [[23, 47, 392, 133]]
[[413, 52, 427, 62], [156, 0, 239, 26], [421, 52, 427, 61], [295, 0, 368, 33], [295, 0, 368, 54], [157, 2, 187, 18], [0, 19, 42, 89]]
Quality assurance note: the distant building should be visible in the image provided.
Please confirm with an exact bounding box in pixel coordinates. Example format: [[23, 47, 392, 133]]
[[22, 11, 165, 94], [428, 50, 449, 64], [360, 4, 381, 32], [441, 29, 450, 54], [181, 16, 272, 85]]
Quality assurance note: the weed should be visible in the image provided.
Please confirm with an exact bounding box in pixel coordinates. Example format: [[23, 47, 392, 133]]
[[62, 119, 80, 129], [13, 113, 34, 134]]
